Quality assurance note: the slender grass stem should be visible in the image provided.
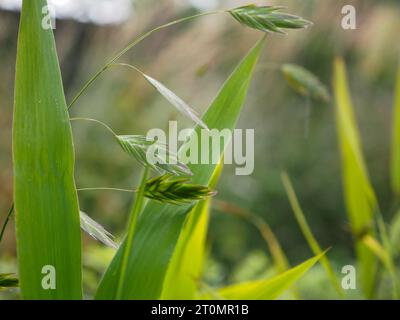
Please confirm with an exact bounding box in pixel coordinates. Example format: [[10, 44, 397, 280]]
[[0, 204, 14, 244], [2, 9, 224, 244], [67, 10, 223, 110], [212, 199, 290, 273], [281, 171, 344, 297], [304, 95, 311, 139], [77, 187, 136, 193], [70, 117, 118, 137], [116, 166, 150, 299]]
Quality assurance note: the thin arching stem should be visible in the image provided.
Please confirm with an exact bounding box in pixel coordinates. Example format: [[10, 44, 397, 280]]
[[67, 10, 223, 110], [77, 187, 136, 193], [3, 11, 227, 244], [70, 117, 118, 137]]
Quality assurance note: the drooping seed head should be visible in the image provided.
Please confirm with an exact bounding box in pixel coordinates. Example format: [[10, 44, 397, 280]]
[[282, 64, 330, 102], [229, 5, 313, 34], [116, 135, 192, 176]]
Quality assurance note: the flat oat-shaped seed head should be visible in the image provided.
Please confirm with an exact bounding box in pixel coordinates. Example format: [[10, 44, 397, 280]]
[[229, 5, 313, 34], [116, 135, 192, 176], [144, 174, 216, 205]]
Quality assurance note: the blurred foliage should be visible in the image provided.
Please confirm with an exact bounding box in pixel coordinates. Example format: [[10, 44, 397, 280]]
[[1, 0, 400, 299]]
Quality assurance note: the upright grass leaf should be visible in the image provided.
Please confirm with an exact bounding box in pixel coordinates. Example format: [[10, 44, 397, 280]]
[[372, 214, 399, 298], [362, 233, 399, 299], [0, 204, 13, 244], [333, 58, 378, 298], [202, 252, 325, 300], [96, 38, 264, 299], [391, 64, 400, 197], [281, 171, 343, 297], [13, 0, 82, 299], [212, 200, 299, 298], [161, 161, 223, 300], [390, 210, 400, 255]]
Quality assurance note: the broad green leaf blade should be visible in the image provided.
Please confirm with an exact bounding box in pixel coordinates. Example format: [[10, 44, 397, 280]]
[[333, 58, 377, 298], [205, 253, 324, 300], [96, 38, 264, 299], [161, 161, 223, 300], [391, 64, 400, 197], [80, 211, 117, 249], [13, 0, 82, 299], [281, 172, 343, 297]]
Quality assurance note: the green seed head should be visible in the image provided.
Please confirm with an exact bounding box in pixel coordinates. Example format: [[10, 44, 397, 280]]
[[144, 174, 216, 205], [229, 5, 313, 34]]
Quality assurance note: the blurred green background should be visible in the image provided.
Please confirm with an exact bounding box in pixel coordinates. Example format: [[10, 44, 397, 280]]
[[1, 0, 400, 299]]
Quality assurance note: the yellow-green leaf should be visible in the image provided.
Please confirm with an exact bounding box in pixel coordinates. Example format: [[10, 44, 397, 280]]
[[333, 58, 378, 298], [281, 171, 343, 297], [204, 252, 324, 300], [391, 64, 400, 197], [161, 161, 223, 299]]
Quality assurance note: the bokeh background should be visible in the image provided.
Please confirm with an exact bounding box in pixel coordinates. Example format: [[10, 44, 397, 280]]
[[1, 0, 400, 299]]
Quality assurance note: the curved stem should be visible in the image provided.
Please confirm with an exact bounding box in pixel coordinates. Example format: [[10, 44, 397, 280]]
[[116, 166, 150, 299], [110, 63, 143, 75], [77, 187, 136, 193], [67, 10, 223, 110], [70, 117, 118, 137]]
